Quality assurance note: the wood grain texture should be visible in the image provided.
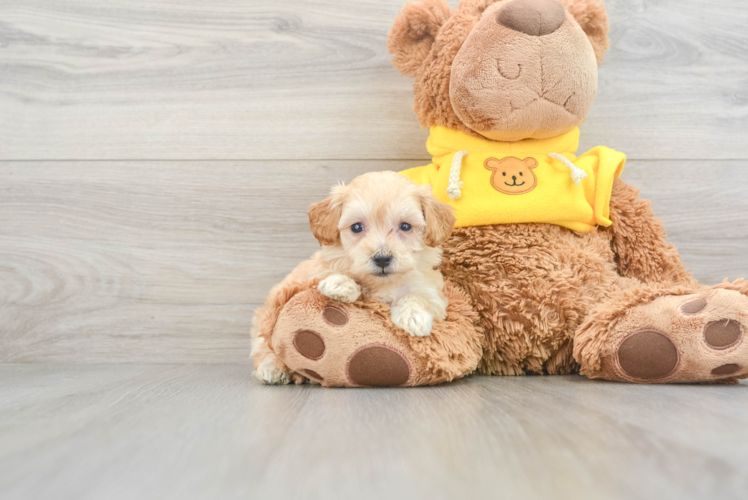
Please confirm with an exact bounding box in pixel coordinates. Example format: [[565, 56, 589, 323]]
[[1, 3, 747, 497], [0, 365, 746, 500], [0, 0, 746, 160], [1, 160, 748, 363]]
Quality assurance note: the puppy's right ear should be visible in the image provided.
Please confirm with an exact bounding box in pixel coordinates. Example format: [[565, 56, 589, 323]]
[[308, 186, 344, 246], [388, 0, 451, 77], [420, 186, 456, 247]]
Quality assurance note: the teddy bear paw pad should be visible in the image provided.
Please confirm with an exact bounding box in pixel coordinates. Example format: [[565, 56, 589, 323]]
[[303, 369, 324, 381], [617, 330, 679, 380], [270, 289, 420, 387], [711, 364, 741, 376], [322, 306, 348, 327], [680, 297, 707, 315], [704, 319, 742, 349], [293, 329, 326, 360], [346, 345, 411, 387]]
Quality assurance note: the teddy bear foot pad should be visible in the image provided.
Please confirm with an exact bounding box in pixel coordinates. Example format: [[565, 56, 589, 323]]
[[594, 289, 748, 384], [271, 290, 415, 387]]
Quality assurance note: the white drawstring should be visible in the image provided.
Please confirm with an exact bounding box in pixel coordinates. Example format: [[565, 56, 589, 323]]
[[447, 151, 469, 200], [548, 152, 588, 186]]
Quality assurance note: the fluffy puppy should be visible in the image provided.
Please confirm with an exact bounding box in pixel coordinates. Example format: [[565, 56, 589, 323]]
[[308, 171, 456, 337], [251, 171, 455, 384]]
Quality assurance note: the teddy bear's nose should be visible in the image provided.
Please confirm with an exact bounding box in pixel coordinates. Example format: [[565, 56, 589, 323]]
[[497, 0, 566, 37]]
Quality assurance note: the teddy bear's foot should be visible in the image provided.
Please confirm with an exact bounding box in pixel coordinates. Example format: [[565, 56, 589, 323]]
[[269, 283, 482, 387], [271, 290, 412, 387], [577, 284, 748, 384]]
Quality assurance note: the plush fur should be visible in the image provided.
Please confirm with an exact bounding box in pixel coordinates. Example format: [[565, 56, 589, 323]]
[[388, 0, 609, 140], [252, 0, 748, 386], [449, 0, 598, 140]]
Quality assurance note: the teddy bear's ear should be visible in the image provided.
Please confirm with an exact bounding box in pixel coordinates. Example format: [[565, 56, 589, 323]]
[[388, 0, 452, 77], [523, 157, 539, 169], [561, 0, 610, 65]]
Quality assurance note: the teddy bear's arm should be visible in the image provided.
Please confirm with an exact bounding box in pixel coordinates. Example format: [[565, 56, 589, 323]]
[[605, 177, 696, 287]]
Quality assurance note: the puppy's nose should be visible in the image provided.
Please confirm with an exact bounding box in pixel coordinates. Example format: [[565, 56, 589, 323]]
[[372, 254, 393, 269], [497, 0, 566, 37]]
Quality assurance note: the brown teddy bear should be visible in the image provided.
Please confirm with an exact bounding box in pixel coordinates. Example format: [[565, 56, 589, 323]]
[[251, 0, 748, 387]]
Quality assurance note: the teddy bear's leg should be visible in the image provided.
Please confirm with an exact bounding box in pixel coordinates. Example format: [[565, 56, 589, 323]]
[[574, 281, 748, 384], [263, 282, 482, 387], [605, 177, 696, 288]]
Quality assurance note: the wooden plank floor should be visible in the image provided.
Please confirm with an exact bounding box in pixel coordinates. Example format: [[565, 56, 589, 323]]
[[0, 364, 747, 500]]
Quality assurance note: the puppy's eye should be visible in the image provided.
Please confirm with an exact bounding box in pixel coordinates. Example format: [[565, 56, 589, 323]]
[[351, 223, 364, 234], [399, 223, 412, 232]]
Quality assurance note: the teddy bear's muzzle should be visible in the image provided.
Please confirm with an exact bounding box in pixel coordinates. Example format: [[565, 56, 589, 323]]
[[497, 0, 566, 37]]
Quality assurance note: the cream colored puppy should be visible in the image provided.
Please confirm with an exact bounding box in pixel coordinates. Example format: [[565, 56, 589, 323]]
[[308, 171, 456, 337], [251, 171, 456, 384]]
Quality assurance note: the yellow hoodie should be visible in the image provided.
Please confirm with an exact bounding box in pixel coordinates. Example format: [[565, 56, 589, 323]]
[[400, 127, 626, 232]]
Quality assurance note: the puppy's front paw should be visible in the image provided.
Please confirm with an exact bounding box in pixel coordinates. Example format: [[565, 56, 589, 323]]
[[318, 274, 361, 303], [391, 298, 434, 337]]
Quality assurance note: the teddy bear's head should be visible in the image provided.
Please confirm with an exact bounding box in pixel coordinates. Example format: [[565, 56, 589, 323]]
[[388, 0, 610, 142]]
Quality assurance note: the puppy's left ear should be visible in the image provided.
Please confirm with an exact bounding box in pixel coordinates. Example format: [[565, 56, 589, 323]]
[[420, 187, 456, 247], [308, 186, 345, 246], [562, 0, 610, 65]]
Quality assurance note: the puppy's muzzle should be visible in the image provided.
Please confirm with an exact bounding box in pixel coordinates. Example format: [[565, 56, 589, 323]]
[[372, 253, 393, 272]]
